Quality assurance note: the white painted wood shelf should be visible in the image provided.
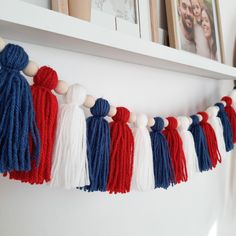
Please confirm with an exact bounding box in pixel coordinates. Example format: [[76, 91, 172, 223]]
[[0, 0, 236, 80]]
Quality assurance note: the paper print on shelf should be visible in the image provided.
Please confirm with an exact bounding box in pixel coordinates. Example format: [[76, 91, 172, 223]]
[[92, 0, 137, 23]]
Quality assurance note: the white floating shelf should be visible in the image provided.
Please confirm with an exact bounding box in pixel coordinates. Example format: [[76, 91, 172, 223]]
[[0, 0, 236, 80]]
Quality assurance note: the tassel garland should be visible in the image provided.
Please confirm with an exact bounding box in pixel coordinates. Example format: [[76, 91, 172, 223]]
[[107, 107, 134, 194], [131, 114, 155, 191], [150, 117, 175, 189]]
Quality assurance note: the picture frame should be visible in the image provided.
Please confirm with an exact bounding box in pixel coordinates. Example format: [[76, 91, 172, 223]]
[[149, 0, 168, 45], [165, 0, 225, 63], [90, 0, 152, 40]]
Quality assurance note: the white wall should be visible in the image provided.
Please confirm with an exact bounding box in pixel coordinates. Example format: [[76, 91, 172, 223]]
[[0, 1, 236, 236]]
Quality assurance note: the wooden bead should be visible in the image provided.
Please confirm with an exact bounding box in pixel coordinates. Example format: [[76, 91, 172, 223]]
[[220, 100, 226, 107], [23, 61, 39, 77], [164, 118, 169, 128], [197, 114, 202, 121], [108, 106, 117, 117], [84, 95, 96, 108], [147, 117, 155, 127], [188, 117, 193, 125], [129, 112, 136, 123], [54, 80, 69, 95], [0, 37, 6, 52]]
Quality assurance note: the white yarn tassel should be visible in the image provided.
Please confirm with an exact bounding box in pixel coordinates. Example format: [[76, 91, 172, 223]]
[[50, 84, 90, 189], [131, 114, 155, 191], [206, 106, 226, 157], [177, 116, 199, 178]]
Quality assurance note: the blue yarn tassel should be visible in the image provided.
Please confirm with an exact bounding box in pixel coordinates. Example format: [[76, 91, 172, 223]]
[[189, 115, 212, 171], [150, 117, 175, 189], [84, 98, 110, 192], [215, 103, 233, 152], [0, 44, 40, 173]]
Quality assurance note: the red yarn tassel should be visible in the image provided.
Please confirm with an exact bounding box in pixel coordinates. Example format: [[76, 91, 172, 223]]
[[163, 117, 187, 184], [9, 66, 58, 184], [222, 96, 236, 144], [198, 112, 221, 168], [107, 107, 134, 194]]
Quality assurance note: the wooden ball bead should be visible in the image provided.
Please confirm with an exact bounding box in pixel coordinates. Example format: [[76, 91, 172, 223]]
[[188, 117, 193, 125], [129, 112, 136, 123], [54, 80, 69, 95], [147, 117, 155, 127], [84, 95, 96, 108], [164, 118, 169, 128], [197, 114, 202, 121], [108, 106, 117, 117], [23, 61, 39, 77], [220, 101, 226, 107], [0, 37, 6, 52]]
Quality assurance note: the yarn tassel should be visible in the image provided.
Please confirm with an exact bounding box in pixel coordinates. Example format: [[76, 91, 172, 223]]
[[107, 107, 134, 194], [150, 117, 175, 189], [0, 44, 40, 173], [50, 84, 89, 189], [178, 116, 199, 178], [198, 112, 221, 168], [163, 117, 188, 183], [215, 103, 233, 152], [221, 96, 236, 144], [9, 66, 58, 184], [189, 115, 212, 171], [131, 114, 155, 191], [206, 106, 226, 157], [83, 98, 110, 192]]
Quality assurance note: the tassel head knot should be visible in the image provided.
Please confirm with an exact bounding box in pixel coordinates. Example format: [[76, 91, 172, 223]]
[[222, 96, 232, 106], [33, 66, 58, 90], [90, 98, 110, 117], [178, 116, 191, 130], [198, 112, 208, 123], [151, 117, 164, 131], [64, 84, 87, 105], [190, 115, 200, 125], [112, 107, 130, 123], [165, 117, 178, 130], [135, 114, 148, 128], [215, 103, 224, 112], [0, 44, 29, 71]]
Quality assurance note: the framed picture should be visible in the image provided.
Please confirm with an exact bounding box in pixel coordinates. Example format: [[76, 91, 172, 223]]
[[165, 0, 225, 62], [149, 0, 168, 45], [91, 0, 151, 40]]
